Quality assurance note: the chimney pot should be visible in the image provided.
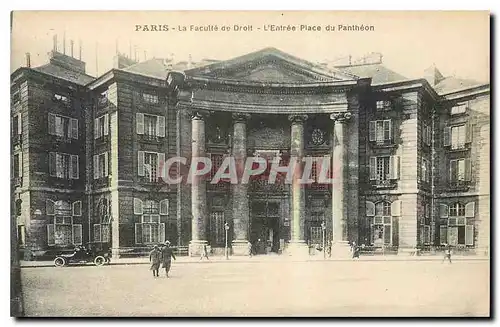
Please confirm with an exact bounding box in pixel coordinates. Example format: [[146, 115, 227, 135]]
[[25, 52, 31, 68], [70, 40, 74, 57]]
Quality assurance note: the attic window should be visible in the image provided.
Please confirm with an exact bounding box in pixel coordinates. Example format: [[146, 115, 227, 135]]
[[54, 94, 69, 104], [376, 100, 391, 111], [450, 103, 468, 115], [12, 89, 20, 105], [143, 93, 159, 104]]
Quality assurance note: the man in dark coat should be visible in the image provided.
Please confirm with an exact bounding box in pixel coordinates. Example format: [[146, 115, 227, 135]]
[[149, 245, 161, 277], [161, 241, 176, 277]]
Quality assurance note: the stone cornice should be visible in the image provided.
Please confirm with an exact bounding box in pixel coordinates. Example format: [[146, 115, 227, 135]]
[[178, 99, 348, 114], [440, 84, 490, 101], [11, 67, 87, 93], [86, 69, 167, 90]]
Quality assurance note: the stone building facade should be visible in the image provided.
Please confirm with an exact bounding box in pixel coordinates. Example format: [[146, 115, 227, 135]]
[[11, 47, 490, 258]]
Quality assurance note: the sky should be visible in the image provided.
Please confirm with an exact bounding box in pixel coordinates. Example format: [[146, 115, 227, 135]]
[[10, 11, 490, 82]]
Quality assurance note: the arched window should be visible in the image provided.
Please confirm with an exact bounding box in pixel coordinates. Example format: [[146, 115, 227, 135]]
[[94, 197, 111, 243], [371, 201, 392, 246], [134, 198, 165, 245], [449, 202, 465, 217], [47, 199, 82, 246], [375, 201, 391, 217]]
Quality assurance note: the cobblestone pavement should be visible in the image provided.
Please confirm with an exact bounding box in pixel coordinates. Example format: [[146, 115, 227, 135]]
[[20, 260, 489, 317]]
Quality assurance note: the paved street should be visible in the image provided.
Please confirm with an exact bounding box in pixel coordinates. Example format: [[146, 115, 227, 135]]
[[20, 259, 489, 317]]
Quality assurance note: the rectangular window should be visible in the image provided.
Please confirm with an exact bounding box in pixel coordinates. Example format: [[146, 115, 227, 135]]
[[449, 158, 471, 183], [144, 114, 157, 138], [48, 113, 78, 140], [376, 157, 390, 181], [451, 103, 467, 115], [94, 152, 109, 179], [49, 152, 78, 179], [54, 94, 70, 105], [93, 224, 110, 243], [143, 93, 159, 104], [369, 120, 392, 144], [376, 100, 391, 111], [422, 123, 432, 146], [144, 152, 158, 182], [450, 125, 466, 150], [13, 153, 21, 178], [13, 114, 21, 137], [94, 114, 109, 139], [421, 158, 430, 183], [12, 88, 20, 105]]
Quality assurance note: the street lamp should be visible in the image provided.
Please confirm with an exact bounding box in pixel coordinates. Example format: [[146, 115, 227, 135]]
[[321, 222, 326, 259], [224, 222, 230, 260]]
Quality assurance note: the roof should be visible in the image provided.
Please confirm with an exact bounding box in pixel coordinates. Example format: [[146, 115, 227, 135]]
[[335, 63, 408, 84], [122, 58, 217, 79], [433, 76, 487, 95], [33, 63, 95, 85]]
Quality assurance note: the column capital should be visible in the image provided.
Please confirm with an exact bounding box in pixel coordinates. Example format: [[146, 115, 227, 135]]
[[189, 109, 211, 121], [288, 114, 308, 124], [232, 113, 251, 123], [330, 112, 352, 123]]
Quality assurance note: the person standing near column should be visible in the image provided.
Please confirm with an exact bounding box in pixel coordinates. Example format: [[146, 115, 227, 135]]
[[199, 242, 209, 261]]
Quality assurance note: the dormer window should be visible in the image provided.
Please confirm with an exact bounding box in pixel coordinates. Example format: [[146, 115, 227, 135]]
[[450, 103, 468, 115]]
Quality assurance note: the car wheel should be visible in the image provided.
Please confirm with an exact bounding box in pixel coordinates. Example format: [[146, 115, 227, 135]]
[[94, 256, 105, 266], [54, 257, 66, 267]]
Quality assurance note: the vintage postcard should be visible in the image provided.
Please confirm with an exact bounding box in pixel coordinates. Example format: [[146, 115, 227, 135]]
[[10, 11, 490, 317]]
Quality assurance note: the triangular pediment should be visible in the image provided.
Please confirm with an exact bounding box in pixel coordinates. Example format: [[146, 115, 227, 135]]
[[185, 47, 355, 83]]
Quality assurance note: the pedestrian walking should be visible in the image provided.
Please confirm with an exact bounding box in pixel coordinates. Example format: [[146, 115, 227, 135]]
[[149, 245, 162, 278], [327, 241, 332, 258], [442, 244, 452, 264], [161, 241, 176, 278], [248, 241, 253, 258], [199, 243, 210, 261]]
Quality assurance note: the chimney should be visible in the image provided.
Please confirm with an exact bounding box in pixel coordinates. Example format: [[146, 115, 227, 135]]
[[79, 40, 82, 60], [348, 55, 352, 65], [25, 52, 31, 68], [63, 31, 66, 55], [70, 40, 74, 57], [188, 54, 193, 69], [424, 64, 444, 87]]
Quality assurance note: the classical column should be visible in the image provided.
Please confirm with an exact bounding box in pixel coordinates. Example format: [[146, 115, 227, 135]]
[[330, 112, 351, 254], [189, 110, 209, 256], [231, 113, 251, 255], [287, 114, 309, 256]]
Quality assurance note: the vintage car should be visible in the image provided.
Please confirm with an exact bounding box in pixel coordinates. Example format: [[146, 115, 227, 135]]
[[53, 242, 111, 267]]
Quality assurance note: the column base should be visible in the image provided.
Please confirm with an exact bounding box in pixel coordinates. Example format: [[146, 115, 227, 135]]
[[232, 240, 250, 256], [189, 240, 209, 257], [111, 248, 120, 259], [330, 241, 352, 259], [285, 241, 310, 258]]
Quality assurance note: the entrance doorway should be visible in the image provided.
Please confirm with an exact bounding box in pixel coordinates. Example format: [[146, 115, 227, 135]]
[[250, 200, 280, 254]]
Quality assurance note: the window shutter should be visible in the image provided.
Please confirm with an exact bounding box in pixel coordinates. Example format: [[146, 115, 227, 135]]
[[133, 198, 143, 215], [72, 201, 82, 216], [136, 113, 144, 135], [158, 153, 165, 179], [138, 151, 145, 176], [464, 158, 472, 181], [369, 157, 377, 180], [17, 113, 22, 135], [104, 152, 109, 177], [48, 113, 56, 135], [439, 204, 449, 218], [465, 225, 474, 246], [48, 152, 56, 177], [160, 199, 169, 215], [443, 127, 451, 146], [159, 223, 165, 243], [93, 155, 99, 179], [70, 118, 78, 139], [47, 224, 55, 246], [465, 202, 475, 218], [387, 120, 393, 141], [72, 224, 83, 245], [449, 160, 457, 183], [389, 156, 400, 180], [465, 122, 472, 144], [369, 121, 376, 142], [46, 199, 55, 215], [70, 155, 78, 179], [135, 223, 143, 244], [157, 116, 166, 137], [391, 200, 401, 216], [18, 152, 23, 177], [439, 225, 447, 245], [366, 201, 375, 217], [103, 114, 109, 136], [94, 118, 99, 139]]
